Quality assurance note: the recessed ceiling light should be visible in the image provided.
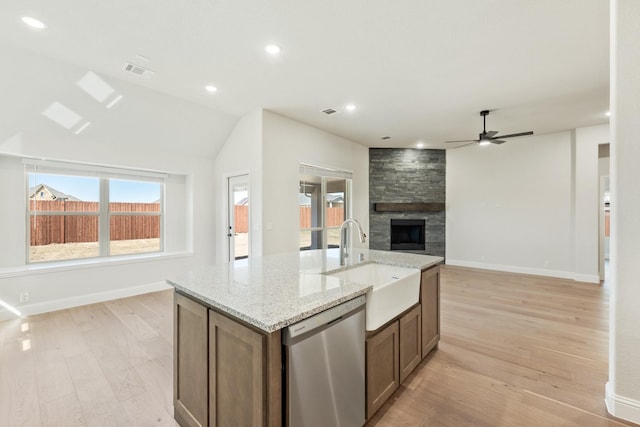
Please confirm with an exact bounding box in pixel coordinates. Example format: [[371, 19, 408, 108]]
[[345, 104, 356, 112], [205, 85, 218, 93], [265, 44, 281, 55], [416, 142, 424, 148], [606, 111, 611, 117], [22, 16, 46, 29]]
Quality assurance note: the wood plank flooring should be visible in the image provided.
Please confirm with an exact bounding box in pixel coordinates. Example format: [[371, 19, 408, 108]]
[[367, 265, 637, 427], [0, 266, 637, 426], [0, 290, 178, 427]]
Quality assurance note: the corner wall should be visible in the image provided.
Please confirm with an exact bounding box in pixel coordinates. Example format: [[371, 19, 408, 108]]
[[607, 0, 640, 422], [213, 110, 263, 262], [261, 111, 369, 255]]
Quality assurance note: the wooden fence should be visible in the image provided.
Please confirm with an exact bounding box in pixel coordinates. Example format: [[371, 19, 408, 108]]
[[31, 202, 345, 243], [299, 207, 344, 229], [30, 200, 160, 246], [234, 206, 249, 233], [232, 206, 344, 233]]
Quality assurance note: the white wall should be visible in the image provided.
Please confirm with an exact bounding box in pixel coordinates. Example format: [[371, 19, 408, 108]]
[[261, 110, 369, 255], [213, 110, 263, 262], [212, 110, 369, 259], [0, 139, 218, 320], [447, 124, 609, 282], [0, 45, 239, 320], [607, 0, 640, 423], [574, 124, 610, 282], [446, 132, 575, 278]]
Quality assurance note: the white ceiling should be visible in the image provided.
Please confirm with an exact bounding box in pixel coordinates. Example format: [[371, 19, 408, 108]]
[[0, 0, 609, 153]]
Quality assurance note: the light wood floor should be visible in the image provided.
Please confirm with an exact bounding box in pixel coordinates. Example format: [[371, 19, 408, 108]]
[[0, 289, 179, 426], [0, 266, 637, 426], [367, 266, 637, 427]]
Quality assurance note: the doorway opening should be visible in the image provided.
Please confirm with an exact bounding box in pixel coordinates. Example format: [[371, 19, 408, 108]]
[[599, 143, 610, 283], [227, 175, 249, 261]]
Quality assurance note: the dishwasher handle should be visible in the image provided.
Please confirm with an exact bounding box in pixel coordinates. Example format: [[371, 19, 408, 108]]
[[283, 295, 365, 345]]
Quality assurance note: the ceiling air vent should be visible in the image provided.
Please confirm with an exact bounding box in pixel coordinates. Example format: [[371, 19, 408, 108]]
[[381, 136, 391, 140], [122, 62, 155, 79], [322, 108, 337, 115]]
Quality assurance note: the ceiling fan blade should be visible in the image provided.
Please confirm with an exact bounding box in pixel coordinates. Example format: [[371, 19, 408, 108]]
[[444, 139, 478, 143], [491, 140, 506, 144], [495, 131, 534, 139], [485, 130, 498, 138]]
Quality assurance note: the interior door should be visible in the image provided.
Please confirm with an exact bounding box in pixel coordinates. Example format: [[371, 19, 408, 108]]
[[228, 175, 249, 261]]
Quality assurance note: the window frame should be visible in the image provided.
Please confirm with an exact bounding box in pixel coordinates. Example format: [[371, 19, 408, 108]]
[[25, 160, 165, 264], [299, 164, 352, 251]]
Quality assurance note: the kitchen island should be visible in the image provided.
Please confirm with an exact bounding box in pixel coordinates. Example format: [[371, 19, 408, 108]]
[[168, 248, 443, 427]]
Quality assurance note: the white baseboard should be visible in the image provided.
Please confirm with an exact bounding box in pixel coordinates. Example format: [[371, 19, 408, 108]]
[[0, 281, 171, 322], [445, 259, 600, 283], [606, 382, 640, 424], [573, 273, 601, 284]]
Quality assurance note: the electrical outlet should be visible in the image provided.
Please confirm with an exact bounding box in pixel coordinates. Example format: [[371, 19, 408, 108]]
[[19, 292, 29, 304]]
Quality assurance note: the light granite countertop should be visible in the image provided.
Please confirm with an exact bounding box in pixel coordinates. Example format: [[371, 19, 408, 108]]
[[167, 248, 443, 333]]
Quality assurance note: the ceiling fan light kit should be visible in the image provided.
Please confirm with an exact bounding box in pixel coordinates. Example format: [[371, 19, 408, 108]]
[[445, 110, 533, 148]]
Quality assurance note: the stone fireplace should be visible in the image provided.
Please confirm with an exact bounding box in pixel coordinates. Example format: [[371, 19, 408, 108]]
[[369, 148, 445, 257]]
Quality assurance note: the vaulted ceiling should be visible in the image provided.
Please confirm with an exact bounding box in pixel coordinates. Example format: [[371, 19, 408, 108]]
[[0, 0, 609, 156]]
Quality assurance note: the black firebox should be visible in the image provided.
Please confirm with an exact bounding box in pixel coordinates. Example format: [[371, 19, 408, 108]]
[[390, 219, 425, 251]]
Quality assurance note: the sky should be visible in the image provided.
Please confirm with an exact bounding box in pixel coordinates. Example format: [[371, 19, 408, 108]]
[[29, 173, 160, 203]]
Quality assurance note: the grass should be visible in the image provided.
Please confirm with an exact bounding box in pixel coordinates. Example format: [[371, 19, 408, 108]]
[[29, 238, 161, 262], [31, 229, 345, 263]]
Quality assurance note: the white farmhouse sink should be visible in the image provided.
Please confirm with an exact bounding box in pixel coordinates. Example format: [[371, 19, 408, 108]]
[[328, 263, 420, 331]]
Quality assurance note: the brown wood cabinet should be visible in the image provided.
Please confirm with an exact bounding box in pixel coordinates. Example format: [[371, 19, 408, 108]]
[[209, 310, 264, 426], [174, 293, 208, 427], [421, 265, 440, 358], [366, 320, 399, 419], [399, 304, 422, 383], [366, 264, 441, 420], [173, 292, 281, 427]]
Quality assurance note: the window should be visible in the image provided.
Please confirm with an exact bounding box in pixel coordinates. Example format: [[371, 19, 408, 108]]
[[299, 164, 351, 251], [26, 160, 164, 263]]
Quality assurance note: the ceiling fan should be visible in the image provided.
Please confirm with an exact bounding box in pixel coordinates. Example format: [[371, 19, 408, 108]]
[[445, 110, 533, 147]]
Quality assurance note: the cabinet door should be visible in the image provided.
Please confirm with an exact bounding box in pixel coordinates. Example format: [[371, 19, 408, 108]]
[[174, 293, 209, 427], [399, 304, 422, 383], [366, 321, 399, 419], [209, 310, 265, 427], [421, 266, 440, 358]]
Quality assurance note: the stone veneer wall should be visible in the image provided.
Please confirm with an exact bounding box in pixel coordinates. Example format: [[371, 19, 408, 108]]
[[369, 148, 446, 256]]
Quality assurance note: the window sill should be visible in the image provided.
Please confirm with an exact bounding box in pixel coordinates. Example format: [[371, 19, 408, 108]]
[[0, 251, 194, 279]]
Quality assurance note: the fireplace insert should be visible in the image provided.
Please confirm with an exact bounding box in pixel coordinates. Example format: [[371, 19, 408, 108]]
[[390, 219, 425, 251]]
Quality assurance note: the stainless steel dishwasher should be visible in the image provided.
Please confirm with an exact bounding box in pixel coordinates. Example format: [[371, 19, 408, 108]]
[[283, 295, 366, 427]]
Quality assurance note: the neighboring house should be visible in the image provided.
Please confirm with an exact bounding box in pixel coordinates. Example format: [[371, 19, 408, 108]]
[[326, 194, 344, 208], [298, 193, 310, 206], [29, 184, 80, 201], [298, 192, 343, 207]]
